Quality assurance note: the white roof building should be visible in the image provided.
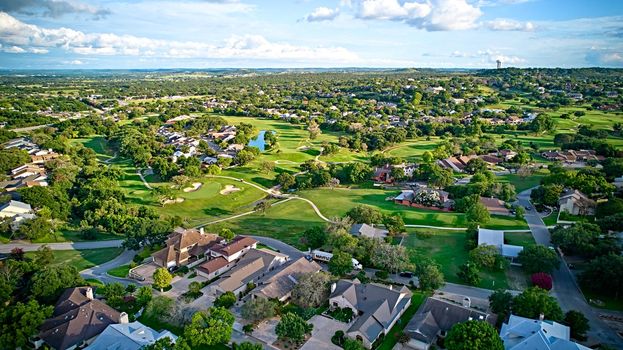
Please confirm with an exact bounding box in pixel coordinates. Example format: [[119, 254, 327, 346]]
[[86, 321, 177, 350], [0, 200, 33, 218], [477, 228, 524, 259], [500, 315, 590, 350]]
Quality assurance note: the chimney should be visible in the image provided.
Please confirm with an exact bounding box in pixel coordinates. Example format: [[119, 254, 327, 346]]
[[119, 312, 129, 324], [331, 283, 337, 294], [200, 227, 204, 235], [85, 287, 94, 300], [539, 313, 545, 321], [462, 297, 471, 308]]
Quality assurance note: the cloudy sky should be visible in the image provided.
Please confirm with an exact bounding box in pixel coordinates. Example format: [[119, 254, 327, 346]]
[[0, 0, 621, 69]]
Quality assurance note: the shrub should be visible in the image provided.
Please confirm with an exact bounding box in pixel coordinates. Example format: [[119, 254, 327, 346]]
[[331, 330, 345, 346], [531, 272, 553, 291], [375, 270, 389, 279]]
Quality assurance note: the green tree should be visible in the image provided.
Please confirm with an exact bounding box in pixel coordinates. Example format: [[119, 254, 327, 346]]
[[466, 202, 490, 225], [31, 264, 85, 302], [489, 289, 513, 323], [329, 250, 354, 276], [445, 320, 504, 350], [291, 271, 331, 308], [276, 172, 296, 190], [579, 254, 623, 298], [153, 267, 173, 292], [564, 310, 590, 340], [214, 291, 237, 308], [184, 307, 235, 347], [469, 245, 506, 270], [0, 299, 53, 349], [188, 281, 202, 296], [517, 245, 560, 274], [416, 263, 444, 291], [512, 287, 564, 322], [220, 228, 235, 241], [275, 312, 313, 343], [372, 243, 410, 273], [232, 342, 263, 350], [457, 263, 481, 286], [303, 226, 328, 249], [241, 297, 275, 324], [346, 205, 383, 224], [144, 296, 175, 322], [254, 201, 271, 215], [382, 214, 405, 236], [343, 338, 366, 350], [136, 285, 153, 306]]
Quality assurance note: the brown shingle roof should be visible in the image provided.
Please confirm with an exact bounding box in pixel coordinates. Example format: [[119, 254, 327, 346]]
[[212, 236, 258, 257], [39, 287, 121, 350], [197, 257, 230, 274]]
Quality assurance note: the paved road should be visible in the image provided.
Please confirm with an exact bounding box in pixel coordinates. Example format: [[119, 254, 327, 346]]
[[80, 249, 138, 286], [516, 188, 551, 246], [0, 239, 124, 253], [517, 188, 623, 348], [249, 235, 305, 259]]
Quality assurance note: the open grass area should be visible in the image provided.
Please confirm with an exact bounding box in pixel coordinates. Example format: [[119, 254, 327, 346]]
[[107, 264, 131, 278], [584, 290, 623, 312], [299, 187, 528, 230], [382, 138, 440, 162], [71, 135, 116, 161], [497, 171, 547, 193], [209, 198, 325, 248], [542, 210, 559, 227], [31, 229, 121, 243], [404, 228, 509, 289], [25, 248, 124, 271], [376, 292, 429, 350]]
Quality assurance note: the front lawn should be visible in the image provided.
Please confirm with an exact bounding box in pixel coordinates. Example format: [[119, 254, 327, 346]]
[[25, 248, 124, 271], [497, 172, 547, 193], [404, 229, 509, 290], [505, 231, 535, 247]]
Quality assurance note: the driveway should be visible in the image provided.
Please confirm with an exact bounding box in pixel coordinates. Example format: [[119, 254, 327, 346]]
[[252, 318, 280, 346], [80, 249, 138, 286], [300, 315, 348, 350], [516, 188, 551, 246]]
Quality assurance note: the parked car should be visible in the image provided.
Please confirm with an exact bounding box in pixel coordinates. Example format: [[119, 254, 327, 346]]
[[399, 272, 414, 278]]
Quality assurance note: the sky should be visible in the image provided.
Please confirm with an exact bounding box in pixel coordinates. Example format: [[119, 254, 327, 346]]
[[0, 0, 621, 69]]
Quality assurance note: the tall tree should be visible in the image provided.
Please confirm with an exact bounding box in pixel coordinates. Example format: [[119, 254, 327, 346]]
[[291, 272, 331, 308], [0, 300, 53, 349], [184, 307, 235, 347], [153, 268, 173, 292], [512, 287, 564, 322], [275, 312, 313, 343], [445, 320, 504, 350], [517, 245, 560, 274]]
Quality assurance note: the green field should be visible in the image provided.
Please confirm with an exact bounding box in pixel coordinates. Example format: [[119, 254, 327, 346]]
[[497, 171, 547, 193], [209, 198, 326, 248], [299, 187, 528, 230], [107, 264, 131, 278], [404, 228, 509, 289], [505, 231, 536, 247], [382, 138, 440, 162], [25, 248, 124, 271]]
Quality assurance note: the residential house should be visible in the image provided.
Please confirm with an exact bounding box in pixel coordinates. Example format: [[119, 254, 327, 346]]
[[372, 165, 393, 183], [37, 287, 123, 350], [558, 189, 596, 216], [152, 227, 221, 268], [498, 149, 518, 161], [196, 257, 235, 280], [252, 257, 322, 301], [207, 235, 258, 262], [329, 279, 412, 349], [478, 228, 524, 262], [349, 223, 388, 239], [209, 248, 288, 296], [541, 149, 602, 163], [402, 295, 494, 350], [500, 314, 590, 350], [395, 185, 450, 210], [85, 322, 177, 350], [0, 200, 32, 218], [480, 197, 511, 216], [31, 149, 60, 164]]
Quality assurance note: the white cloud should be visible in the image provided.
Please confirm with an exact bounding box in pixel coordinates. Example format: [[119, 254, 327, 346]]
[[486, 18, 534, 31], [0, 0, 110, 19], [356, 0, 482, 31], [478, 49, 525, 64], [0, 12, 359, 63], [65, 59, 83, 65], [586, 48, 623, 66], [2, 45, 25, 53], [305, 7, 340, 22]]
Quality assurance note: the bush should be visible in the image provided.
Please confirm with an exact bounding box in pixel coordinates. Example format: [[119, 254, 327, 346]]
[[214, 291, 237, 308], [531, 272, 553, 291], [242, 324, 254, 334], [375, 270, 389, 279], [331, 330, 345, 346]]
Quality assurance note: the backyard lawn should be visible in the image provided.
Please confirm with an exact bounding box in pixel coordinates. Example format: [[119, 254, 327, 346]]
[[403, 228, 509, 290], [25, 248, 124, 271]]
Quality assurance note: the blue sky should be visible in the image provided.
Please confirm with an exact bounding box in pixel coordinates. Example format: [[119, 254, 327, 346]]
[[0, 0, 621, 69]]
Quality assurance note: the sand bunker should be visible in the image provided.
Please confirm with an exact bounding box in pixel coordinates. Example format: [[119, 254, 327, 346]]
[[164, 197, 185, 205], [183, 182, 202, 192], [220, 185, 241, 195], [297, 146, 310, 151]]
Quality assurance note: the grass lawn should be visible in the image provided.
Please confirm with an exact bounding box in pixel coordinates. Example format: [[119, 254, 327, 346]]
[[505, 231, 536, 247], [25, 248, 124, 271], [497, 172, 546, 193], [71, 135, 116, 161], [31, 229, 120, 243], [107, 264, 131, 278], [299, 187, 528, 230], [376, 292, 428, 350], [209, 198, 325, 248], [84, 278, 105, 288], [584, 290, 623, 312], [542, 209, 559, 227], [382, 138, 441, 162], [404, 228, 509, 290]]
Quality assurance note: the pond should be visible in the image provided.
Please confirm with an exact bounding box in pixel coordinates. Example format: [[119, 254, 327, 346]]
[[248, 130, 275, 151]]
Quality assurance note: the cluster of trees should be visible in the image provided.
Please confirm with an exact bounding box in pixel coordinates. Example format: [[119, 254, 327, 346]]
[[276, 160, 372, 191], [0, 246, 86, 348]]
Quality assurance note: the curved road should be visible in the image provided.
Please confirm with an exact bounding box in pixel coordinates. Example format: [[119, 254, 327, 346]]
[[80, 249, 138, 286]]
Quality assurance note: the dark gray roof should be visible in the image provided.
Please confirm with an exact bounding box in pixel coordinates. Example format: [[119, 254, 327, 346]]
[[404, 297, 494, 345], [349, 224, 388, 239]]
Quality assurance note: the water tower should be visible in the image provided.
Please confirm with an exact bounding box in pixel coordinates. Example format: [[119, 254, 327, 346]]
[[496, 60, 502, 69]]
